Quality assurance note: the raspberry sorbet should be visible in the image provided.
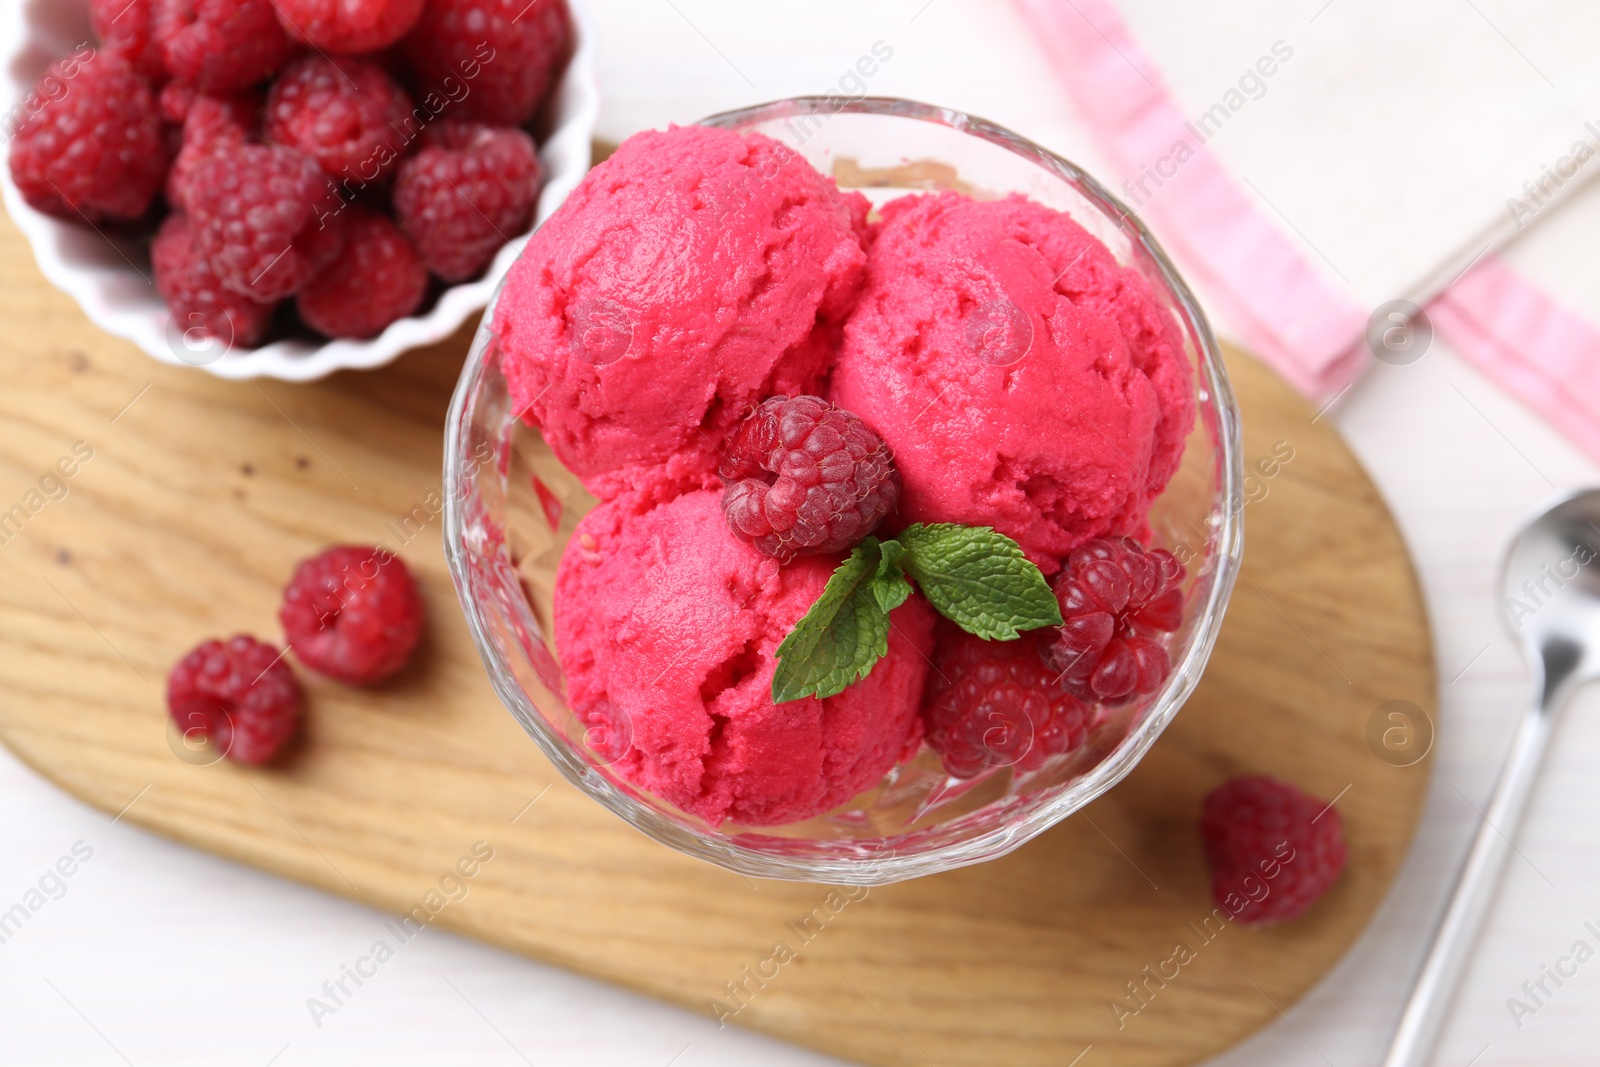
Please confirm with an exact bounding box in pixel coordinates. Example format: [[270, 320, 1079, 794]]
[[507, 124, 1200, 828], [496, 125, 870, 502], [829, 192, 1194, 571], [554, 491, 935, 827]]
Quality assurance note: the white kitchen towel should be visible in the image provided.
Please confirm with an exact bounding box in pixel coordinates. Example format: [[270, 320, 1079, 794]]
[[1015, 0, 1600, 400]]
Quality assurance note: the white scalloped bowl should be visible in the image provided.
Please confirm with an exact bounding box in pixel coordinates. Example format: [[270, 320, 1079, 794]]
[[0, 0, 599, 381]]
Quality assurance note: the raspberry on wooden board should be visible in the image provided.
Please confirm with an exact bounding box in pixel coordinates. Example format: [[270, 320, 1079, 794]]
[[166, 636, 302, 764], [280, 546, 424, 686], [1201, 775, 1348, 925]]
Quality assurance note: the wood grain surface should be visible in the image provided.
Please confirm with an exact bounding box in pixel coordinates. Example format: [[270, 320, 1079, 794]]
[[0, 204, 1435, 1067]]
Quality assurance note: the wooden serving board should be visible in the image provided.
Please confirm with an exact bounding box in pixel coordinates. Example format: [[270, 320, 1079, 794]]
[[0, 202, 1435, 1066]]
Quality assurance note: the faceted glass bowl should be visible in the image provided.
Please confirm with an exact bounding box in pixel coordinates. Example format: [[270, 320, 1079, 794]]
[[443, 97, 1243, 885]]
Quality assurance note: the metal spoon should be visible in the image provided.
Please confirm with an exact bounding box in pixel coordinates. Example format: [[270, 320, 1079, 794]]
[[1382, 488, 1600, 1067]]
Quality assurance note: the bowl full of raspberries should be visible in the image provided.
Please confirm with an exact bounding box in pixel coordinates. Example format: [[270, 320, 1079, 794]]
[[0, 0, 599, 380]]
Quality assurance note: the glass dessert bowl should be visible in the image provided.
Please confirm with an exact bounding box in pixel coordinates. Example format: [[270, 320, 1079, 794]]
[[444, 98, 1243, 884]]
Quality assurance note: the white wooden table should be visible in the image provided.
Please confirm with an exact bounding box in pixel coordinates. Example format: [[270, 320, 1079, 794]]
[[3, 3, 1598, 1064]]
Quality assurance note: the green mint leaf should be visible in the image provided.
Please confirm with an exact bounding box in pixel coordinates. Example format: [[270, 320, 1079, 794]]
[[898, 523, 1063, 640], [875, 537, 907, 581], [871, 570, 912, 615], [773, 541, 892, 703], [871, 538, 912, 614]]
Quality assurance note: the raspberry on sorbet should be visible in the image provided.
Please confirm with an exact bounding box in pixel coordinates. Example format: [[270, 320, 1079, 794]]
[[923, 628, 1093, 779], [1042, 536, 1186, 705], [718, 395, 899, 562]]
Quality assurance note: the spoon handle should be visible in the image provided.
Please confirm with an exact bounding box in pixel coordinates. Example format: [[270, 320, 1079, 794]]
[[1381, 706, 1554, 1067]]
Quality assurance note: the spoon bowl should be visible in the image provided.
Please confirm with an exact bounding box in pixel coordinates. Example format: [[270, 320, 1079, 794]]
[[1501, 489, 1600, 706]]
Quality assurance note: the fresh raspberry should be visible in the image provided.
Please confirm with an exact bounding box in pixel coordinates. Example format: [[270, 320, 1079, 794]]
[[399, 0, 573, 126], [1201, 776, 1348, 925], [297, 208, 428, 338], [265, 56, 414, 186], [718, 396, 899, 562], [280, 546, 424, 685], [158, 80, 198, 124], [91, 0, 168, 83], [153, 214, 278, 349], [167, 635, 302, 764], [188, 144, 346, 301], [8, 55, 166, 223], [923, 627, 1092, 779], [165, 91, 260, 212], [1041, 537, 1186, 705], [273, 0, 425, 54], [152, 0, 293, 94], [392, 121, 541, 281]]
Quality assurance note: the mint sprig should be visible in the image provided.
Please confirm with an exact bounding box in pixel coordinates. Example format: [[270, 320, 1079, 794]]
[[897, 524, 1062, 640], [772, 525, 1062, 703], [872, 538, 911, 614], [771, 538, 895, 703]]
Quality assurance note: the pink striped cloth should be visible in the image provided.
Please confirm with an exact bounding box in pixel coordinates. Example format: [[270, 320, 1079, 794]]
[[1013, 0, 1600, 464], [1435, 259, 1600, 464]]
